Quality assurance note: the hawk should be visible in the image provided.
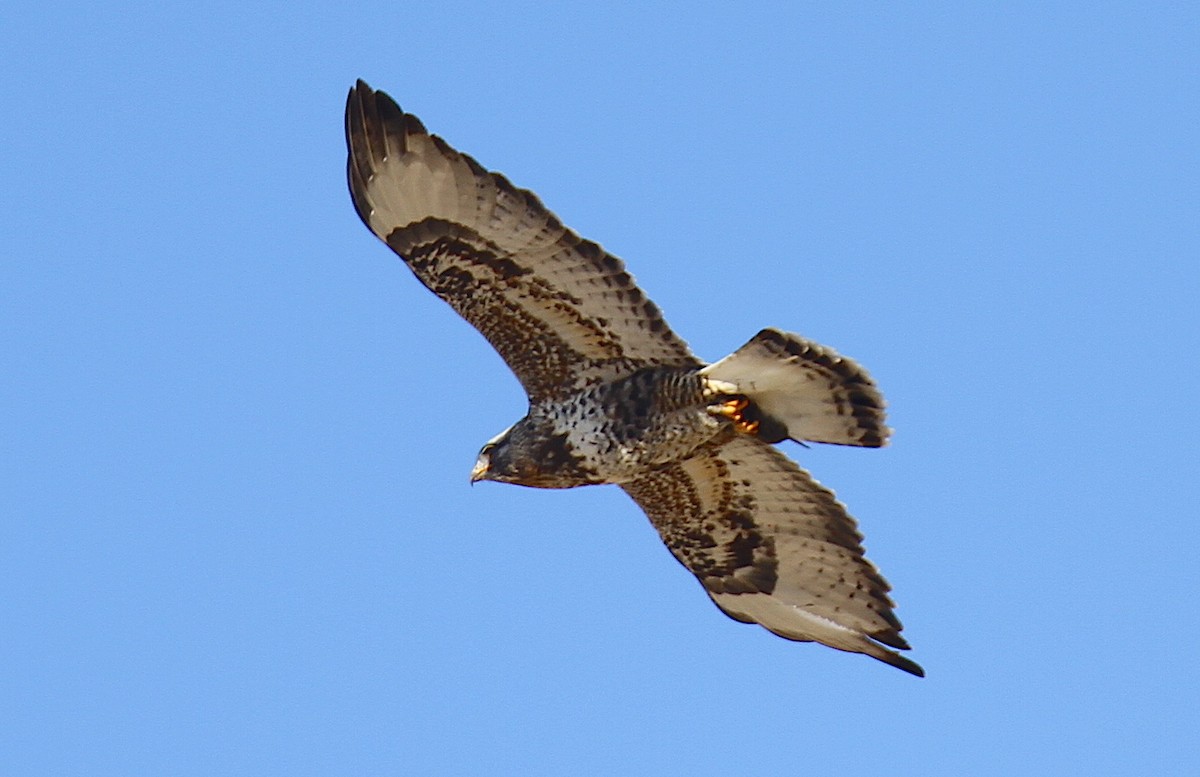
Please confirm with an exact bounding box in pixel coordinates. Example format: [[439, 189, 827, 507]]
[[345, 80, 923, 676]]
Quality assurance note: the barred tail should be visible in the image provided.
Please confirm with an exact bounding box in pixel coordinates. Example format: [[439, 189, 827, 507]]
[[701, 328, 890, 447]]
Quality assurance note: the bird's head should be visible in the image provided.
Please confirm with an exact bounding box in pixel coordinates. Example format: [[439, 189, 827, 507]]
[[470, 424, 520, 485], [469, 417, 597, 489]]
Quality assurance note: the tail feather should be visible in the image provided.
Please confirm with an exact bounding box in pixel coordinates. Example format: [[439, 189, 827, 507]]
[[701, 328, 889, 447]]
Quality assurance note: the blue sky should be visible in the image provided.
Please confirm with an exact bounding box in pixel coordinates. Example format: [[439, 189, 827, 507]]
[[2, 2, 1197, 774]]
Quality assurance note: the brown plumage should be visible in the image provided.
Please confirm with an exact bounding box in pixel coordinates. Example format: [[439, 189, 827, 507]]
[[346, 80, 922, 676]]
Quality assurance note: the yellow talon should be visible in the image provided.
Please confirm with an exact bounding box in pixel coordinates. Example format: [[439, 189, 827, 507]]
[[710, 396, 760, 435], [714, 397, 749, 418]]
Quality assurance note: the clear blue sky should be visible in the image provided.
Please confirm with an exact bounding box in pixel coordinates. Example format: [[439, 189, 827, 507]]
[[2, 2, 1197, 774]]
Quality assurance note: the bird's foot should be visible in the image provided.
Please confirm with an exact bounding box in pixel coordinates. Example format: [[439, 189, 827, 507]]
[[709, 396, 760, 435]]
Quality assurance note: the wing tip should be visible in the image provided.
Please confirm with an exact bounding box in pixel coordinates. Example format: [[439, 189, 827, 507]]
[[345, 78, 428, 157], [877, 648, 926, 678], [346, 78, 437, 231]]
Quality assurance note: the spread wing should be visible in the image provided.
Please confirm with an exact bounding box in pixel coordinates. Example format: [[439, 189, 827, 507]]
[[345, 81, 699, 402], [621, 435, 922, 676]]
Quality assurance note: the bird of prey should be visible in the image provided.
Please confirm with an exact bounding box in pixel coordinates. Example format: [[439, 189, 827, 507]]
[[345, 80, 923, 677]]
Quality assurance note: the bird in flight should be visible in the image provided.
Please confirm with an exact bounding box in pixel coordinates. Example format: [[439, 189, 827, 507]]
[[345, 80, 922, 676]]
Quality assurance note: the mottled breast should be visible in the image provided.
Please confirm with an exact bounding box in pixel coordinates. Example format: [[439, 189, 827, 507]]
[[546, 366, 730, 484]]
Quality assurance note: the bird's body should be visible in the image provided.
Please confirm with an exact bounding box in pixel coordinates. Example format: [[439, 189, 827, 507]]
[[345, 80, 923, 676], [496, 366, 725, 489]]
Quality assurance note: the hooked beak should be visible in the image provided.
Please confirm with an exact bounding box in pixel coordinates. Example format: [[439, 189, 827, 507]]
[[469, 454, 490, 485]]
